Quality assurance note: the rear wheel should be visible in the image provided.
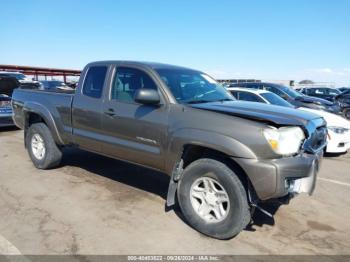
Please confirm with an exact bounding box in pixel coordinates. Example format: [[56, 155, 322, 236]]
[[177, 158, 250, 239], [26, 123, 62, 169]]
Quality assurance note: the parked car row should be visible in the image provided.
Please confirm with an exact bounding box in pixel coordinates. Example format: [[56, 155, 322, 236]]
[[296, 86, 341, 101], [0, 72, 77, 127], [229, 82, 341, 114], [38, 80, 75, 91], [296, 86, 350, 119]]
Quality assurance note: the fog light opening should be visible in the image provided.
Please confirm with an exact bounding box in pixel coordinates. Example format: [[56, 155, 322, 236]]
[[285, 178, 302, 194]]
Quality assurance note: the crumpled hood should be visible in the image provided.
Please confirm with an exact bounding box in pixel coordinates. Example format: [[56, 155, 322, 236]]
[[190, 101, 323, 126]]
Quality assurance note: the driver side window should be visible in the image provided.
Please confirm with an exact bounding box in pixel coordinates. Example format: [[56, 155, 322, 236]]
[[111, 67, 158, 103]]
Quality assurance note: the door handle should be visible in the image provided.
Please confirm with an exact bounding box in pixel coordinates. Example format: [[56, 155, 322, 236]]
[[104, 108, 116, 116]]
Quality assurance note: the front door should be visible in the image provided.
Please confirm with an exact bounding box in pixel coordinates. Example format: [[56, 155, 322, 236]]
[[101, 66, 168, 171]]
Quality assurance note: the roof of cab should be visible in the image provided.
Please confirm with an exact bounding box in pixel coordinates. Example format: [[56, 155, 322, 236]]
[[86, 61, 200, 72]]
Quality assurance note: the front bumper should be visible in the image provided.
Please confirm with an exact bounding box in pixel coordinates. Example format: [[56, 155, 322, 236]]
[[233, 150, 323, 200], [326, 130, 350, 153]]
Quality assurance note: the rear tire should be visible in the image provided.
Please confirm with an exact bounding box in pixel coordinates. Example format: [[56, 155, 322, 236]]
[[177, 158, 250, 239], [26, 123, 62, 169]]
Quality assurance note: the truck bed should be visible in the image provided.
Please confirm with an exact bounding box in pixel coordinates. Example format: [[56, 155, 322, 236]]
[[12, 88, 74, 144]]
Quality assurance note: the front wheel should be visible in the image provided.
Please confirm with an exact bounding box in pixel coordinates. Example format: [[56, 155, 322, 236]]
[[26, 123, 62, 169], [177, 158, 250, 239]]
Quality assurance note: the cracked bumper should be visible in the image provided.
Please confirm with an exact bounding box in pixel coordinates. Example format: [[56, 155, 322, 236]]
[[232, 150, 323, 200]]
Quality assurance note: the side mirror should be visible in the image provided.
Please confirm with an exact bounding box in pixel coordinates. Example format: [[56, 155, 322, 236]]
[[134, 89, 160, 105]]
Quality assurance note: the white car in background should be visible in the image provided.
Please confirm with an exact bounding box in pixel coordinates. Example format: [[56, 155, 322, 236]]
[[228, 87, 350, 154]]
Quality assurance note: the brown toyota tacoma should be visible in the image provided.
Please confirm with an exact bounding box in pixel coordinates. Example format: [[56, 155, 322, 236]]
[[12, 61, 327, 239]]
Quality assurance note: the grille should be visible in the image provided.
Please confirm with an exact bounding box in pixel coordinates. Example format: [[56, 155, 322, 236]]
[[303, 126, 327, 153]]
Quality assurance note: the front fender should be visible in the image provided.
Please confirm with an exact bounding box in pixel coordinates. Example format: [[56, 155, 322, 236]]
[[165, 128, 257, 175]]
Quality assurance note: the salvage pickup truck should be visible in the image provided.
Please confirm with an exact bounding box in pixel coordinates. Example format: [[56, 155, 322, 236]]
[[12, 61, 327, 239]]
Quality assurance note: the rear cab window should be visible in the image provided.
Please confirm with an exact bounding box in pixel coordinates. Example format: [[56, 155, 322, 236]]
[[82, 66, 108, 98]]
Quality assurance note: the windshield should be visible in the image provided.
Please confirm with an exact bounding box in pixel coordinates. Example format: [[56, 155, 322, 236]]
[[278, 85, 302, 99], [260, 92, 294, 107], [155, 69, 234, 103], [332, 89, 341, 95]]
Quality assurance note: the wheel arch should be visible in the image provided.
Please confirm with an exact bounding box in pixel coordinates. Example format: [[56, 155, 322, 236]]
[[23, 103, 64, 146], [166, 143, 257, 207]]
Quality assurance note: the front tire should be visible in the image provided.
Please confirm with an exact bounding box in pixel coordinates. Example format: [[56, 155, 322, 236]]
[[26, 123, 62, 169], [177, 158, 250, 239]]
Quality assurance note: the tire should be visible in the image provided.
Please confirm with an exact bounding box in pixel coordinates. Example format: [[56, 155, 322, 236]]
[[26, 123, 62, 169], [177, 158, 250, 239], [344, 109, 350, 120]]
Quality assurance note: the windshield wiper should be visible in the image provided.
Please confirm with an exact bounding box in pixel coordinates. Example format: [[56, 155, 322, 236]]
[[186, 100, 213, 104], [216, 98, 234, 102], [186, 98, 234, 104]]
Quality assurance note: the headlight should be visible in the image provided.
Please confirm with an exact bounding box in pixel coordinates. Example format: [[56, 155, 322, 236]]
[[328, 126, 349, 134], [263, 126, 305, 156]]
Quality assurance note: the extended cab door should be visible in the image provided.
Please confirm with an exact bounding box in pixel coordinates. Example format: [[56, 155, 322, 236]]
[[72, 65, 109, 152], [100, 66, 168, 171]]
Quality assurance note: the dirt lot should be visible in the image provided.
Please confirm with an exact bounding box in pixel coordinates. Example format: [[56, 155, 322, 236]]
[[0, 127, 350, 255]]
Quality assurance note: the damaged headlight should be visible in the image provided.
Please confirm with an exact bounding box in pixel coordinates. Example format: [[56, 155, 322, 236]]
[[263, 126, 305, 156]]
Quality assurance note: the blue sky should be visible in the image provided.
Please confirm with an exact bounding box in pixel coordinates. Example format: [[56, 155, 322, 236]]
[[1, 0, 349, 85]]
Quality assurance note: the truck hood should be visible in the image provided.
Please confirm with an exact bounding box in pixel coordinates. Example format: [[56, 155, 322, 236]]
[[190, 101, 322, 126], [297, 95, 334, 106]]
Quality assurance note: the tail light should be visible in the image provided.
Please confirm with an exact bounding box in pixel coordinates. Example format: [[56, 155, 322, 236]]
[[0, 100, 11, 107]]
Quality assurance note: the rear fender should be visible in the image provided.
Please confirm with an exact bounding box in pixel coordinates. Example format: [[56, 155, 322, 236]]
[[23, 102, 64, 145]]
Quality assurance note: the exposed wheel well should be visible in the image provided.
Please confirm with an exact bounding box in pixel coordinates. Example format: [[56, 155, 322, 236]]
[[26, 112, 47, 129], [181, 145, 252, 193]]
